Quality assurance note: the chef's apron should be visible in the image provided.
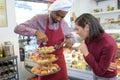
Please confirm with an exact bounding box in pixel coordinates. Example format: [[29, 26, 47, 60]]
[[38, 18, 68, 80]]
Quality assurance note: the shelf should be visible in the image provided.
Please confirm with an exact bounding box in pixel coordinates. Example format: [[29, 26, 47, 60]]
[[0, 56, 19, 80], [0, 56, 17, 62], [92, 10, 120, 15], [105, 30, 120, 33], [0, 73, 17, 80]]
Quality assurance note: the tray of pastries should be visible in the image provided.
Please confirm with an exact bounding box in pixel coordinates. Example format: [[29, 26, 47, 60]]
[[31, 63, 61, 76], [37, 46, 55, 54], [31, 53, 58, 64], [37, 54, 58, 64]]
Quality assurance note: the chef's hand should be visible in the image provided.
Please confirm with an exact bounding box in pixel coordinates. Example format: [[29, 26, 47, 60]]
[[35, 30, 48, 43], [63, 39, 73, 49], [80, 41, 89, 57], [107, 62, 117, 72]]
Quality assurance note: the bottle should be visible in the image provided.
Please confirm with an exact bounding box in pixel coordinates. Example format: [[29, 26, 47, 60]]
[[107, 5, 111, 11], [8, 61, 14, 66], [0, 42, 3, 58]]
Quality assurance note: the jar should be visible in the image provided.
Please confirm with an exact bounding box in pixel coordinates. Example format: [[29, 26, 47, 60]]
[[3, 41, 14, 57]]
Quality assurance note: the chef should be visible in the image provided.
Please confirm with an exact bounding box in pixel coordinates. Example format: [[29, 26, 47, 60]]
[[14, 0, 75, 80]]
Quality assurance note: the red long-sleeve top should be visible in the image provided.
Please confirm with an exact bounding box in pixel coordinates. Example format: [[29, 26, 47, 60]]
[[84, 32, 117, 78]]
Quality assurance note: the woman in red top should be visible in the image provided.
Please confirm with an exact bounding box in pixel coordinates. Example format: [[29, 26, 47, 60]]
[[74, 13, 117, 80]]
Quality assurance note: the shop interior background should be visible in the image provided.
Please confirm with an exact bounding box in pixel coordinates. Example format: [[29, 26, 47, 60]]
[[0, 0, 120, 80]]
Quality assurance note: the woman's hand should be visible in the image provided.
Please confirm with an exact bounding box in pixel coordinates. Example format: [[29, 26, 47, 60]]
[[107, 62, 117, 72], [35, 30, 48, 43], [80, 41, 89, 57]]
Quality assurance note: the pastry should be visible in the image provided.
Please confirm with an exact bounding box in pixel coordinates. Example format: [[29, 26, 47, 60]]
[[31, 67, 38, 72], [37, 59, 49, 64], [37, 46, 55, 54], [51, 66, 58, 72], [40, 68, 48, 75], [53, 64, 59, 69], [32, 57, 38, 62], [35, 69, 41, 74], [50, 54, 56, 61], [40, 70, 48, 75]]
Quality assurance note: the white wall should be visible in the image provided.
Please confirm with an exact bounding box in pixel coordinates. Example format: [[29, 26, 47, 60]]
[[71, 0, 96, 17], [0, 0, 17, 43], [0, 0, 34, 80], [72, 0, 118, 17]]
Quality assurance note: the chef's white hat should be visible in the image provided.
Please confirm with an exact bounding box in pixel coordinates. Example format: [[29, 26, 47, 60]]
[[49, 0, 73, 12]]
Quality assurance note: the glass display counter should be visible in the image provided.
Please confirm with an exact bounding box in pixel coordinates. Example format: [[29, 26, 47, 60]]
[[63, 47, 93, 80], [67, 67, 93, 80]]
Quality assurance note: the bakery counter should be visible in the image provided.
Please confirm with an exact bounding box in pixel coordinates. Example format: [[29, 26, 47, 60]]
[[64, 47, 120, 80], [67, 67, 93, 80]]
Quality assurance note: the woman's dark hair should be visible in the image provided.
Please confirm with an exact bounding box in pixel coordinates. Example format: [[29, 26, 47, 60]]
[[75, 13, 104, 41]]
